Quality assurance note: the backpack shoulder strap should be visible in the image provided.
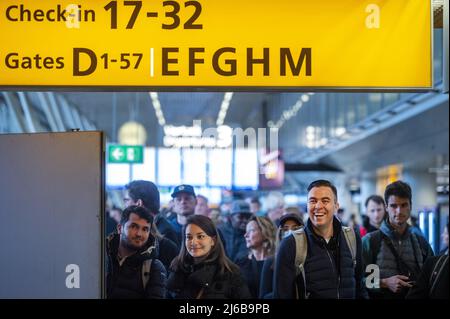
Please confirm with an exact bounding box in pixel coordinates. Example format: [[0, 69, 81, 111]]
[[291, 228, 308, 299], [142, 259, 153, 290], [342, 226, 357, 268], [409, 232, 426, 268], [429, 254, 448, 296], [369, 230, 383, 264], [292, 228, 307, 276], [414, 232, 431, 260]]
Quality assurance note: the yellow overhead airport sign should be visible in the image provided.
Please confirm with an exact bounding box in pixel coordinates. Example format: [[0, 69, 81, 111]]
[[0, 0, 432, 90]]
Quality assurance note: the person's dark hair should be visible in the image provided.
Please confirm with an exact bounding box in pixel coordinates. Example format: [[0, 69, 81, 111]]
[[120, 205, 153, 226], [362, 215, 370, 228], [272, 214, 303, 270], [125, 180, 160, 214], [307, 180, 338, 202], [365, 195, 385, 208], [170, 215, 239, 275], [384, 180, 412, 206], [250, 197, 261, 205], [410, 215, 419, 226]]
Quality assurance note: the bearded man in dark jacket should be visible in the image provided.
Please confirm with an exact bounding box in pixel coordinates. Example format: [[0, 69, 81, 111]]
[[106, 205, 166, 299]]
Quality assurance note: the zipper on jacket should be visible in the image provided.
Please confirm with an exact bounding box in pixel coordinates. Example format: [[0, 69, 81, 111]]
[[325, 249, 340, 299], [337, 276, 341, 299]]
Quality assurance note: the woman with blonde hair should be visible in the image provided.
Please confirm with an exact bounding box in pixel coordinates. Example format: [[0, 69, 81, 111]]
[[236, 216, 277, 298]]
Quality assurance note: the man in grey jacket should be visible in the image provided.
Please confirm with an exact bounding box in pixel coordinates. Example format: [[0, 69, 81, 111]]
[[362, 180, 434, 299]]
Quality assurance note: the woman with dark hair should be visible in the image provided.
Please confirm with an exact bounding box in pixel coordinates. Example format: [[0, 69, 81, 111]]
[[167, 215, 251, 299]]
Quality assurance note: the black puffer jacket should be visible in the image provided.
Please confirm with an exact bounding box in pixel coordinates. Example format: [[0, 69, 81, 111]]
[[106, 233, 167, 299], [235, 255, 265, 298], [274, 217, 368, 299], [157, 236, 179, 271], [406, 254, 449, 299], [167, 262, 251, 299]]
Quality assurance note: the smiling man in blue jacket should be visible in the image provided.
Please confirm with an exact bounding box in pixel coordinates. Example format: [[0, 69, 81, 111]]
[[274, 180, 368, 299]]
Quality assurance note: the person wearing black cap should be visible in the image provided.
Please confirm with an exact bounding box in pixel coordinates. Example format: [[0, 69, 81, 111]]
[[278, 213, 304, 233], [218, 200, 253, 262], [106, 205, 167, 298], [260, 213, 303, 299], [170, 184, 198, 245], [123, 180, 179, 269]]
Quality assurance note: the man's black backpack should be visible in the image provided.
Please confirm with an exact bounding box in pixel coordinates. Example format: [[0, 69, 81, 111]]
[[429, 254, 448, 296]]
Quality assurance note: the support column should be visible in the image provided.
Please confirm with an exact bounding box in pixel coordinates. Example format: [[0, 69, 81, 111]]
[[402, 169, 437, 212]]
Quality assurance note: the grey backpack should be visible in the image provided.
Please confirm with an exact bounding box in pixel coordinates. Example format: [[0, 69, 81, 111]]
[[291, 226, 357, 298], [141, 259, 153, 289], [141, 244, 157, 289]]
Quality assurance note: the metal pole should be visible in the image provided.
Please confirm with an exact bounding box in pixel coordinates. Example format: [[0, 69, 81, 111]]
[[112, 93, 117, 143], [444, 0, 449, 93]]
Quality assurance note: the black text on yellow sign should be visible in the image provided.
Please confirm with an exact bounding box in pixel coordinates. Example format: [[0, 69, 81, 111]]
[[0, 0, 432, 90]]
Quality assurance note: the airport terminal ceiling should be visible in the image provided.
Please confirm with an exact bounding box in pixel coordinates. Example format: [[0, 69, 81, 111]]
[[0, 0, 448, 199], [60, 90, 449, 172], [61, 92, 269, 143]]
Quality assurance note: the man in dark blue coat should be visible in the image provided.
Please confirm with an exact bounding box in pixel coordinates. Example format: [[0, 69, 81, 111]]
[[106, 205, 167, 298], [274, 180, 368, 299], [219, 200, 253, 262]]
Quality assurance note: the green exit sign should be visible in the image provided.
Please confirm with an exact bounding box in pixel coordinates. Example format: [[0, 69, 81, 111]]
[[108, 145, 143, 164]]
